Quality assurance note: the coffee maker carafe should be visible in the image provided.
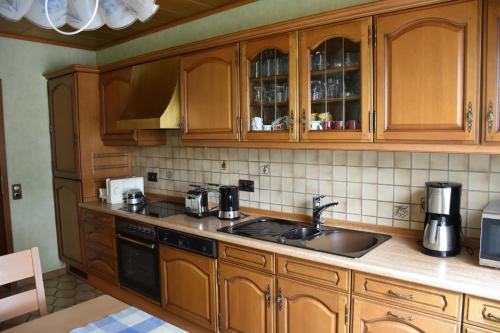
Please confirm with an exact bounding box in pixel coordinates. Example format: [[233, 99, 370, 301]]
[[422, 182, 462, 257]]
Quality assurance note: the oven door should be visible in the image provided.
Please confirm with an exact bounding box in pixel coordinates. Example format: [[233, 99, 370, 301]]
[[480, 217, 500, 268], [116, 233, 160, 301]]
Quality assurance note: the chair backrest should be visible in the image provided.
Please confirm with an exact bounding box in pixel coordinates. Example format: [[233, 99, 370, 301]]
[[0, 247, 47, 322]]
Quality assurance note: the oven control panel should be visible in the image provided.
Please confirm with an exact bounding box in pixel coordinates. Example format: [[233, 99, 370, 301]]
[[158, 228, 217, 258]]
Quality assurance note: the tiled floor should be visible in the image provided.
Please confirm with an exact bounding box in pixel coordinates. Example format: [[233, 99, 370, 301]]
[[0, 270, 104, 331]]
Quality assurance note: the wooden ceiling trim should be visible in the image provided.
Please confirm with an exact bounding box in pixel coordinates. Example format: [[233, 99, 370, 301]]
[[95, 0, 256, 51], [0, 31, 95, 51], [99, 0, 453, 72]]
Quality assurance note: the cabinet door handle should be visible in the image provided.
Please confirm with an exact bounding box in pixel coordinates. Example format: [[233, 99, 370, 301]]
[[265, 284, 271, 307], [301, 109, 307, 133], [388, 289, 414, 300], [387, 311, 413, 321], [486, 312, 500, 322], [487, 101, 495, 134], [276, 288, 283, 311], [466, 102, 473, 133], [289, 109, 294, 132]]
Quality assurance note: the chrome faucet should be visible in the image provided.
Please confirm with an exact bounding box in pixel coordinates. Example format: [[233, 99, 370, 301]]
[[312, 195, 338, 230]]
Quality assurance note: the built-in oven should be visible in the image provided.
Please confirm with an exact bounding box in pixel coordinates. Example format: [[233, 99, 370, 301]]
[[116, 217, 160, 302]]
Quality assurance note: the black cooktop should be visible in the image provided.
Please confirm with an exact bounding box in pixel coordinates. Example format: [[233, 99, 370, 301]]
[[118, 200, 185, 218]]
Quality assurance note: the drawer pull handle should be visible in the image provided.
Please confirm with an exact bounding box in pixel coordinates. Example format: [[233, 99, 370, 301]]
[[387, 311, 413, 321], [388, 289, 414, 300], [487, 313, 500, 322]]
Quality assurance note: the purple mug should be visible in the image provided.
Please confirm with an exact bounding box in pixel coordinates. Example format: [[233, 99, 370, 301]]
[[346, 120, 358, 130]]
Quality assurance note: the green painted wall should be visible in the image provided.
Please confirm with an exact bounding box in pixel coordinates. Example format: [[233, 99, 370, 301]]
[[0, 37, 96, 272], [97, 0, 373, 65]]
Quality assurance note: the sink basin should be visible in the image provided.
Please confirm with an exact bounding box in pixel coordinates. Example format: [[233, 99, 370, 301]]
[[302, 229, 380, 255], [282, 227, 321, 240]]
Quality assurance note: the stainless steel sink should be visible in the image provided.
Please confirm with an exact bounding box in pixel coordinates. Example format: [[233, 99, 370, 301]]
[[218, 217, 391, 258]]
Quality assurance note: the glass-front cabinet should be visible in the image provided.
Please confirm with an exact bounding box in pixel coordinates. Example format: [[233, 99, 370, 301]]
[[300, 19, 372, 142], [485, 0, 500, 143], [241, 32, 298, 141]]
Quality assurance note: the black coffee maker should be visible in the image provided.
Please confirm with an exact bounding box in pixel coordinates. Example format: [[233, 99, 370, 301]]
[[422, 182, 462, 257]]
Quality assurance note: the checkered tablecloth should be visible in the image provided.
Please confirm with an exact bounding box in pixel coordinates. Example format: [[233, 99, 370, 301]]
[[70, 307, 188, 333]]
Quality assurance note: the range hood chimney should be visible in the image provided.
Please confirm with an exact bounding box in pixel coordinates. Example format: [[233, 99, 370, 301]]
[[116, 57, 180, 130]]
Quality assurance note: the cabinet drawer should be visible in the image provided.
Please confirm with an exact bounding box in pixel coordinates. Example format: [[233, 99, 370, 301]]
[[463, 324, 497, 333], [353, 272, 462, 320], [465, 296, 500, 331], [82, 209, 114, 225], [352, 296, 460, 333], [219, 242, 274, 273], [86, 246, 117, 284], [277, 255, 349, 292], [83, 221, 115, 256]]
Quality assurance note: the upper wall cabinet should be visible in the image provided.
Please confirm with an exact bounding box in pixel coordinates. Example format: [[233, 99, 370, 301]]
[[100, 68, 166, 146], [181, 44, 239, 141], [300, 18, 373, 142], [48, 74, 81, 180], [484, 0, 500, 144], [241, 33, 298, 142], [375, 0, 480, 143]]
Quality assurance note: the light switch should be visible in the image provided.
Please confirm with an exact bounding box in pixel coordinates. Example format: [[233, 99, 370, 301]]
[[12, 184, 22, 200]]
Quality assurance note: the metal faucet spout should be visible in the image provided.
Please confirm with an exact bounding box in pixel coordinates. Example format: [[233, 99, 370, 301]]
[[313, 202, 338, 230]]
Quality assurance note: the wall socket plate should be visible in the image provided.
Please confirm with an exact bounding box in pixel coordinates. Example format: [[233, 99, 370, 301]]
[[239, 179, 254, 192], [12, 184, 22, 200], [147, 172, 158, 182]]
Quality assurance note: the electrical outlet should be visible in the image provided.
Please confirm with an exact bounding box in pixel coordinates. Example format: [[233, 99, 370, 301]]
[[394, 204, 409, 220], [239, 179, 254, 192], [147, 172, 158, 182], [166, 170, 173, 180], [260, 163, 270, 176], [221, 160, 227, 171]]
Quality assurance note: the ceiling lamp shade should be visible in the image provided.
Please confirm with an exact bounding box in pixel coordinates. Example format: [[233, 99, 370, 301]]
[[0, 0, 159, 33]]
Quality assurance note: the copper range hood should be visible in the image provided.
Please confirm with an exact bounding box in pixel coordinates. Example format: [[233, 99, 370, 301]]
[[116, 57, 180, 130]]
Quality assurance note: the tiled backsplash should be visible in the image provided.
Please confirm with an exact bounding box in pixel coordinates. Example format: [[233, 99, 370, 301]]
[[132, 132, 500, 237]]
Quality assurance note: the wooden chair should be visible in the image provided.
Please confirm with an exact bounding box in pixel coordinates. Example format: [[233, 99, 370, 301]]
[[0, 247, 47, 322]]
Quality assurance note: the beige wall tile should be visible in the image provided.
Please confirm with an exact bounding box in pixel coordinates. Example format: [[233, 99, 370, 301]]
[[378, 152, 394, 168], [332, 151, 347, 166], [412, 153, 430, 169], [395, 152, 411, 168], [449, 154, 468, 171]]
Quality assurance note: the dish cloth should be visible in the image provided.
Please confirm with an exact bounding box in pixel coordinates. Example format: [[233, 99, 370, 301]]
[[70, 306, 188, 333]]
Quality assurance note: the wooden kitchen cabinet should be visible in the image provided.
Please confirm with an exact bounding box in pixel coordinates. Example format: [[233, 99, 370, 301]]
[[375, 0, 480, 143], [241, 33, 298, 142], [463, 325, 498, 333], [484, 0, 500, 143], [159, 245, 217, 332], [48, 74, 81, 180], [100, 68, 165, 146], [351, 297, 460, 333], [277, 277, 348, 333], [219, 262, 275, 333], [464, 296, 500, 332], [53, 178, 85, 270], [300, 18, 373, 142], [181, 44, 239, 141]]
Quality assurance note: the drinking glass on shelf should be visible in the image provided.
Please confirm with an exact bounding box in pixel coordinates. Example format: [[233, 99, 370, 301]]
[[311, 51, 327, 71], [344, 53, 353, 67], [263, 58, 275, 77], [253, 60, 260, 78], [275, 85, 285, 103], [327, 77, 342, 98], [253, 86, 264, 103], [265, 86, 275, 103], [311, 80, 325, 101], [276, 56, 288, 75]]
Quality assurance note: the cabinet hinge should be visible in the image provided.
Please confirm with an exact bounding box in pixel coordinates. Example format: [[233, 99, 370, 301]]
[[368, 25, 372, 48], [217, 266, 220, 285], [345, 303, 349, 326]]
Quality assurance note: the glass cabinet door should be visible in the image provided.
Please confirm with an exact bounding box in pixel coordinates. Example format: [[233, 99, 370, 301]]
[[300, 19, 372, 142], [485, 0, 500, 143], [241, 33, 298, 141]]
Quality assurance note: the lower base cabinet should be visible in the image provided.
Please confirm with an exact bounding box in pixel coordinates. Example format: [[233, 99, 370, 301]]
[[351, 297, 460, 333], [277, 277, 349, 333], [159, 245, 217, 332], [219, 262, 275, 333]]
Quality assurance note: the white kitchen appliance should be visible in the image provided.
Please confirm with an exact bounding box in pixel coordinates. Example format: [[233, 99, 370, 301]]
[[106, 177, 144, 204], [480, 201, 500, 269]]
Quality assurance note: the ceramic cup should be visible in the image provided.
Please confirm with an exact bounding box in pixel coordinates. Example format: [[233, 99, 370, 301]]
[[333, 120, 344, 130], [310, 120, 323, 130], [252, 117, 263, 130], [263, 125, 272, 131], [346, 120, 358, 130]]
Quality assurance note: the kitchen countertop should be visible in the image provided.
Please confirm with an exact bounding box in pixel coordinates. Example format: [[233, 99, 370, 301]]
[[80, 201, 500, 302]]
